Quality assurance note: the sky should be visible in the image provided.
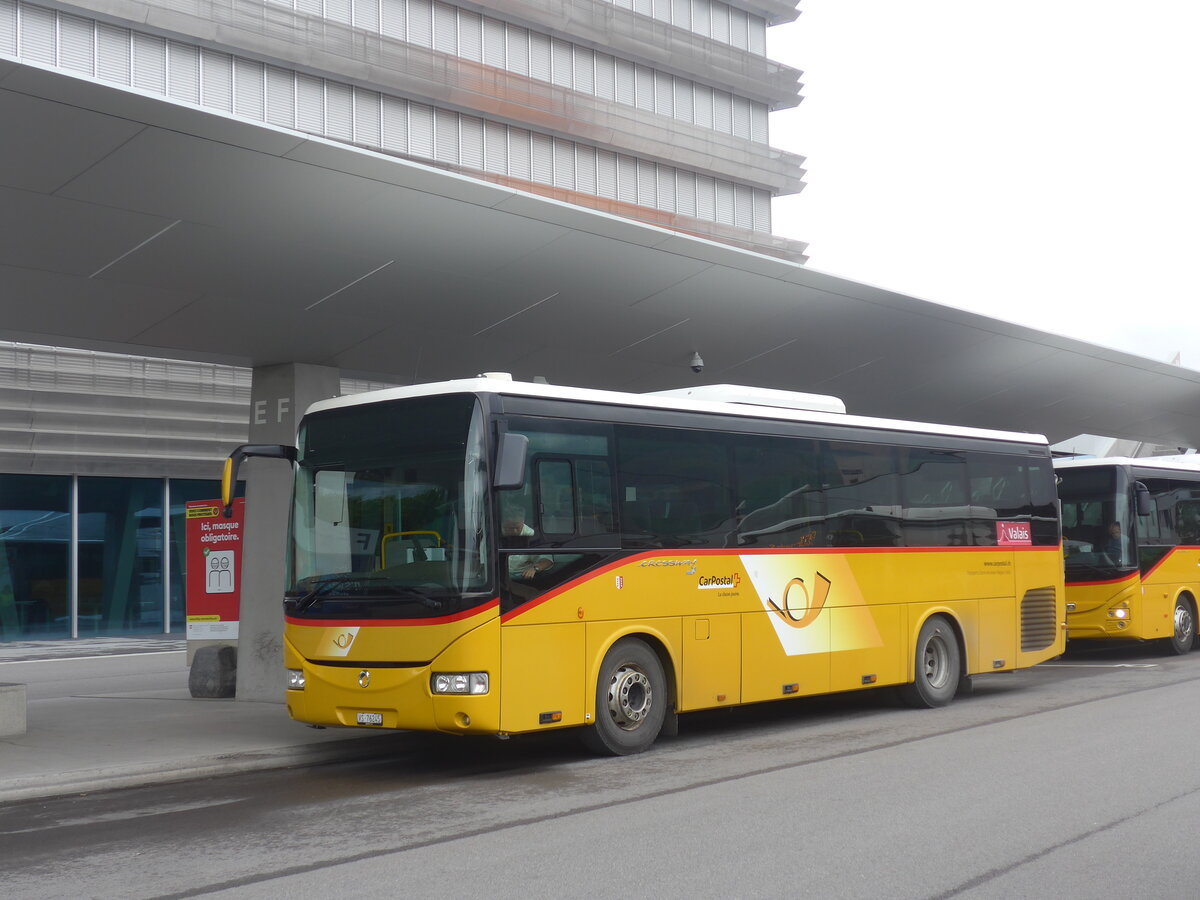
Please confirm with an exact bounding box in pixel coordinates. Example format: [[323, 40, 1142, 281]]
[[766, 1, 1200, 370]]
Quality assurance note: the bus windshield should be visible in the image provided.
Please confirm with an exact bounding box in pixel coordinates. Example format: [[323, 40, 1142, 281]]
[[285, 393, 491, 619], [1058, 465, 1135, 579]]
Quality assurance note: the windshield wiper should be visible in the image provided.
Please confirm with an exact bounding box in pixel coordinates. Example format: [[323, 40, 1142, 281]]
[[290, 577, 445, 613], [291, 574, 386, 613]]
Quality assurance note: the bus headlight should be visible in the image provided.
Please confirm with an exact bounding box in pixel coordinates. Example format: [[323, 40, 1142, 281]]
[[286, 668, 306, 690], [1107, 608, 1129, 619], [432, 672, 489, 695]]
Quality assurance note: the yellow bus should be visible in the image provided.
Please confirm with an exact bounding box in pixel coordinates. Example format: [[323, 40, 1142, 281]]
[[223, 376, 1064, 754], [1056, 456, 1200, 654]]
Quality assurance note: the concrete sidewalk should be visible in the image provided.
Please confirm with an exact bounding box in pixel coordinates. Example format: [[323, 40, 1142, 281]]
[[0, 637, 403, 804]]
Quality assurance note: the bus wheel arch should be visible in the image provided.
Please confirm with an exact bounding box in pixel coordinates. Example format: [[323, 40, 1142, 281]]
[[898, 613, 963, 709], [1167, 592, 1197, 655], [581, 635, 675, 755]]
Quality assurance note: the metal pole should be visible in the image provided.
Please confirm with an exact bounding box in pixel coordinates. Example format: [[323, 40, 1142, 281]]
[[162, 477, 171, 634], [69, 475, 78, 640]]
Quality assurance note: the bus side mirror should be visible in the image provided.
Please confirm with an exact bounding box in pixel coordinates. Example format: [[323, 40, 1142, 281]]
[[493, 432, 528, 489], [1134, 481, 1152, 517], [221, 444, 297, 516]]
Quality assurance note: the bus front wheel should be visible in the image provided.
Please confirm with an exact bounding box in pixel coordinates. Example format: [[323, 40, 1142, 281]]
[[898, 615, 960, 708], [1166, 595, 1196, 655], [581, 638, 667, 756]]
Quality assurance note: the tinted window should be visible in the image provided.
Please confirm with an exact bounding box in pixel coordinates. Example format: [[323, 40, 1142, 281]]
[[897, 449, 969, 547], [1178, 494, 1200, 545], [501, 419, 617, 551], [964, 452, 1058, 547], [821, 442, 901, 547], [1026, 460, 1059, 546], [732, 434, 822, 548], [617, 426, 734, 548]]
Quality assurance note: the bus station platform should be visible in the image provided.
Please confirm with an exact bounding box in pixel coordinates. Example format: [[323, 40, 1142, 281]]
[[0, 637, 403, 804]]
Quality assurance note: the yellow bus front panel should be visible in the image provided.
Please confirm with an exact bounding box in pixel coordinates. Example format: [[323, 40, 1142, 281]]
[[1065, 577, 1140, 640], [283, 609, 502, 735], [1067, 549, 1200, 644]]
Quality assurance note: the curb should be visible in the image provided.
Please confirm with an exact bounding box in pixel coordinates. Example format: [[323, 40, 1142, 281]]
[[0, 732, 411, 804]]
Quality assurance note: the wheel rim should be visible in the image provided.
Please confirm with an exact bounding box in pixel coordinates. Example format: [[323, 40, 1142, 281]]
[[921, 632, 952, 690], [605, 663, 653, 732], [1175, 602, 1193, 645]]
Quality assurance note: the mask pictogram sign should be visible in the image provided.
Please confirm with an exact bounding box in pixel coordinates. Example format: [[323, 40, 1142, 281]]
[[185, 498, 245, 640]]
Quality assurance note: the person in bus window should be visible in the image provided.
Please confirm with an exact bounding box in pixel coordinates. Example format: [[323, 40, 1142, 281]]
[[1104, 520, 1131, 564], [501, 504, 553, 579]]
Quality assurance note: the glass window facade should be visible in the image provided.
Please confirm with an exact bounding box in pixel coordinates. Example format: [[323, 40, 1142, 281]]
[[0, 475, 71, 640], [0, 474, 236, 641]]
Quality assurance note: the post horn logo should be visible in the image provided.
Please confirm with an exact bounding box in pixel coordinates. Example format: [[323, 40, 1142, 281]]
[[768, 572, 832, 629], [334, 632, 355, 649], [358, 670, 371, 689]]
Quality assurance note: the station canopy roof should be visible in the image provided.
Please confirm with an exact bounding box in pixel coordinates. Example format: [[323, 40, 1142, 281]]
[[3, 59, 1199, 447]]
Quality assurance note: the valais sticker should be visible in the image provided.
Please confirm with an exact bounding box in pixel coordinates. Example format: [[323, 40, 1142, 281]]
[[996, 521, 1032, 546]]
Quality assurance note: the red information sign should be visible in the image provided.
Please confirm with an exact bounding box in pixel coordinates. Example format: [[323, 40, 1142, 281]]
[[995, 521, 1032, 546], [185, 498, 245, 640]]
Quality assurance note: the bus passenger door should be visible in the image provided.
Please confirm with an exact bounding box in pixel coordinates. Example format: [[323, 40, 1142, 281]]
[[681, 614, 740, 711]]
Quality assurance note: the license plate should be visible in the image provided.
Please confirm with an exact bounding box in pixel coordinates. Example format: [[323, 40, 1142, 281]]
[[356, 712, 383, 726]]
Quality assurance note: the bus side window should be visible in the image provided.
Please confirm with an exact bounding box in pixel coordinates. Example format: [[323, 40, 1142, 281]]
[[502, 419, 616, 549], [1178, 498, 1200, 545], [1136, 478, 1177, 546], [821, 442, 900, 548], [896, 448, 968, 547], [615, 426, 733, 549], [1136, 497, 1161, 543], [536, 459, 576, 534], [575, 458, 614, 534], [731, 435, 822, 548], [964, 453, 1049, 546]]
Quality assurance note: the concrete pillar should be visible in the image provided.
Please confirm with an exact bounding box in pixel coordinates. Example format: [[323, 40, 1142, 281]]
[[236, 363, 340, 702]]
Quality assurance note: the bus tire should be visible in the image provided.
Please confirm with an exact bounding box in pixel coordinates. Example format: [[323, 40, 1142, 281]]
[[1166, 595, 1196, 655], [898, 615, 960, 709], [581, 638, 667, 756]]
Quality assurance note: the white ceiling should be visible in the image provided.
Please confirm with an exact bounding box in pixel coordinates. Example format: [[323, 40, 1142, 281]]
[[3, 58, 1199, 446]]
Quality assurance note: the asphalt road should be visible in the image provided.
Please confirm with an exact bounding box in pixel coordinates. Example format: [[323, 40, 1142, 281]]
[[4, 642, 1199, 900]]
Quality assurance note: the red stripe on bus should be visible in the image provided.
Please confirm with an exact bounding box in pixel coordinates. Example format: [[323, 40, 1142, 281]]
[[1067, 573, 1138, 588], [285, 598, 499, 628]]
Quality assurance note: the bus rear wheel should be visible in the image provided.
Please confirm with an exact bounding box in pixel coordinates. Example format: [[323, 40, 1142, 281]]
[[581, 638, 667, 756], [898, 615, 960, 708], [1166, 596, 1196, 655]]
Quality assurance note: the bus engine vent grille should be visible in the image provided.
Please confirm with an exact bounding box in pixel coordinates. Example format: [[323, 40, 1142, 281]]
[[1020, 587, 1058, 652]]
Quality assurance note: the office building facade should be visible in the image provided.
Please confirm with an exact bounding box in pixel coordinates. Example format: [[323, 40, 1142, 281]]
[[1, 0, 807, 259]]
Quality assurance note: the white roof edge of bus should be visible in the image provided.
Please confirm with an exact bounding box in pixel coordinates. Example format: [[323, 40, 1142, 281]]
[[646, 384, 847, 415], [306, 376, 1050, 446], [1055, 454, 1200, 471]]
